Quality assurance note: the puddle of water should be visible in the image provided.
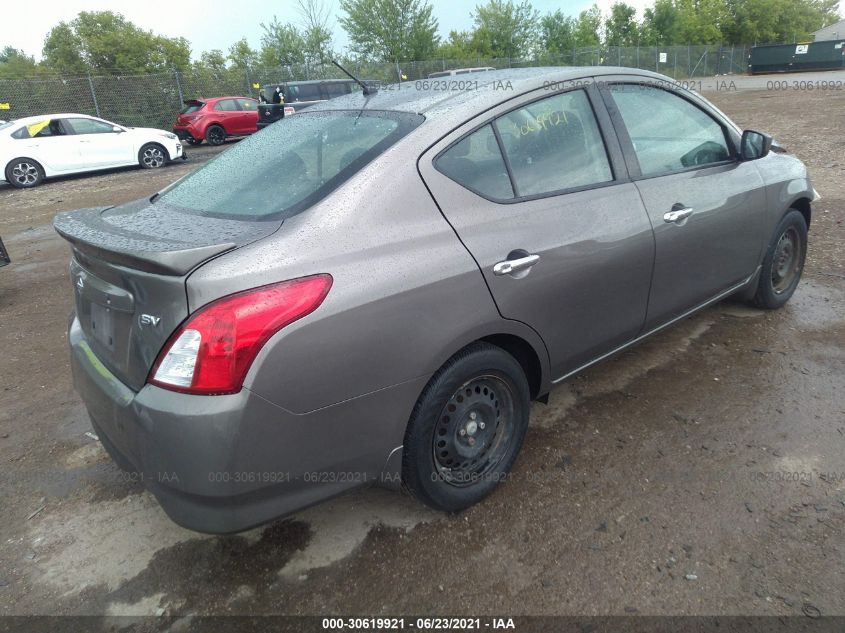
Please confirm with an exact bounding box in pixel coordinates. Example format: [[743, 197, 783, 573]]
[[278, 487, 436, 579]]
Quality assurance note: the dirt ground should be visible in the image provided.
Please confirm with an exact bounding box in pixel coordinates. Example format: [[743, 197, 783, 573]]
[[0, 88, 843, 623]]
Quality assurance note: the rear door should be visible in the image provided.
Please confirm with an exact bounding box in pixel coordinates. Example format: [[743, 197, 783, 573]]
[[14, 118, 83, 173], [212, 98, 240, 134], [418, 83, 655, 379], [598, 79, 766, 329]]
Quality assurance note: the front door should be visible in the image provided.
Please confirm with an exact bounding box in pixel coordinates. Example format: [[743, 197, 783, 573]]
[[419, 85, 655, 379], [599, 81, 767, 329], [64, 117, 135, 167]]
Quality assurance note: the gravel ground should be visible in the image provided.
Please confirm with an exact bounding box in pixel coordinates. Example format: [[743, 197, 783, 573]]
[[0, 89, 843, 622]]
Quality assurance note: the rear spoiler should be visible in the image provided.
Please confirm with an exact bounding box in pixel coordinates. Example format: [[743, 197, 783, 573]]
[[53, 206, 235, 276]]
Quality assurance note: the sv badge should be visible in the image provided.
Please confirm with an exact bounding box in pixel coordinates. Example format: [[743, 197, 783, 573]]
[[139, 314, 162, 327]]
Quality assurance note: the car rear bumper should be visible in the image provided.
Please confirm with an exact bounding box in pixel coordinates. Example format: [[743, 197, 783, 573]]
[[172, 126, 199, 141], [68, 316, 418, 533]]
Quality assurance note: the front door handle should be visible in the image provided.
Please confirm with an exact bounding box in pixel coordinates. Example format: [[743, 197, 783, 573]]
[[664, 205, 694, 224], [493, 254, 540, 276]]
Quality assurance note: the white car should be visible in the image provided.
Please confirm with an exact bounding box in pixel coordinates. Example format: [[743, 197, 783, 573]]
[[0, 113, 184, 188]]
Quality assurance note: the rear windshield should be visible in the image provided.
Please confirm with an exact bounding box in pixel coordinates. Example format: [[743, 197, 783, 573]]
[[180, 101, 205, 114], [158, 110, 424, 220]]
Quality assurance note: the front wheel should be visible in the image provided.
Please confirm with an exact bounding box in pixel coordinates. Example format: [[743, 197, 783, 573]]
[[403, 342, 530, 513], [5, 158, 44, 188], [138, 143, 167, 169], [185, 137, 202, 145], [751, 209, 808, 309]]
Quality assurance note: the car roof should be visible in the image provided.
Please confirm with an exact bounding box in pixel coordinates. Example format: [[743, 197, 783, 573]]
[[308, 67, 667, 118], [5, 113, 99, 126], [262, 79, 369, 87], [197, 96, 253, 102]]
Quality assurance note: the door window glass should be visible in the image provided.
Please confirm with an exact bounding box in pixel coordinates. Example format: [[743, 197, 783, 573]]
[[435, 124, 514, 200], [213, 99, 239, 112], [610, 84, 731, 176], [13, 119, 67, 139], [495, 90, 613, 196], [324, 83, 351, 98], [238, 99, 258, 111], [65, 118, 116, 134]]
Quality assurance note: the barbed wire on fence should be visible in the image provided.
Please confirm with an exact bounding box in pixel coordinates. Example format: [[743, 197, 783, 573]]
[[0, 45, 751, 130]]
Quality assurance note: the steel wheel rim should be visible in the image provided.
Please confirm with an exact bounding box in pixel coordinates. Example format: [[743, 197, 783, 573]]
[[142, 147, 164, 168], [771, 226, 802, 294], [11, 162, 38, 185], [432, 374, 515, 488], [208, 128, 224, 143]]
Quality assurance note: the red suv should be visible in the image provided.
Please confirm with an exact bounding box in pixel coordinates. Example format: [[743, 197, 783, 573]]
[[172, 96, 259, 146]]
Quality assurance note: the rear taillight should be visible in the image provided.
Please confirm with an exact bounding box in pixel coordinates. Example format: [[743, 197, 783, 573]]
[[149, 275, 332, 395]]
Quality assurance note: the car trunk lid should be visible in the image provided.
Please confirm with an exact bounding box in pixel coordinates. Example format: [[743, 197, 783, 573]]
[[55, 199, 280, 391]]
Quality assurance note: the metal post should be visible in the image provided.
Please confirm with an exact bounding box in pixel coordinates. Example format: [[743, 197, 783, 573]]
[[674, 49, 678, 79], [87, 72, 100, 118], [173, 68, 184, 105], [636, 46, 640, 68]]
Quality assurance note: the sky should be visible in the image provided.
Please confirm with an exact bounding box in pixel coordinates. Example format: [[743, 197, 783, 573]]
[[0, 0, 651, 61]]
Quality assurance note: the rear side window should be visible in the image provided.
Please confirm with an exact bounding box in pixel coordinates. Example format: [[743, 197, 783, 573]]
[[213, 99, 239, 112], [159, 110, 423, 220], [436, 125, 513, 200], [324, 83, 351, 98], [180, 101, 205, 114], [12, 119, 66, 139], [287, 84, 322, 101], [495, 90, 612, 196], [609, 84, 731, 176], [436, 89, 613, 200]]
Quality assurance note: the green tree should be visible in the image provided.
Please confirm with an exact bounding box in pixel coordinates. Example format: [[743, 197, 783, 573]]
[[198, 49, 228, 73], [42, 11, 190, 74], [640, 0, 681, 44], [471, 0, 541, 58], [605, 2, 640, 46], [724, 0, 840, 44], [339, 0, 440, 62], [540, 10, 577, 56], [0, 47, 45, 79], [228, 38, 258, 69], [298, 0, 334, 64], [574, 4, 603, 47], [259, 17, 307, 66]]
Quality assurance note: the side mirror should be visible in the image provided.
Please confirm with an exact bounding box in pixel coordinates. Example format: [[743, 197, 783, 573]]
[[112, 125, 124, 133], [740, 130, 773, 161]]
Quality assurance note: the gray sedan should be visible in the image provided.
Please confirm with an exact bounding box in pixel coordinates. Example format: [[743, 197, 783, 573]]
[[55, 68, 814, 533]]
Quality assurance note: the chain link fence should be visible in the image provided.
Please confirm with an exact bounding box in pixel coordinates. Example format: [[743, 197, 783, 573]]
[[0, 44, 751, 131]]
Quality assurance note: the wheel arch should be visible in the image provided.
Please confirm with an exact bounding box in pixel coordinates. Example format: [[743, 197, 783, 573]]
[[790, 196, 811, 231]]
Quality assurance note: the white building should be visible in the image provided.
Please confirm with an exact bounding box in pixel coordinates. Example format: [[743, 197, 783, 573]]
[[813, 19, 845, 42]]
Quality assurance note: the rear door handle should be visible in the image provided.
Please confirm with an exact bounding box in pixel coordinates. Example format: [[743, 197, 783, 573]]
[[664, 206, 694, 224], [493, 254, 540, 276]]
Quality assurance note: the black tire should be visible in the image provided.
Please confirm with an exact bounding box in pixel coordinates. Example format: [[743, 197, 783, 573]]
[[138, 143, 168, 169], [751, 209, 808, 310], [185, 137, 202, 145], [5, 158, 44, 188], [402, 342, 530, 513], [205, 124, 226, 146]]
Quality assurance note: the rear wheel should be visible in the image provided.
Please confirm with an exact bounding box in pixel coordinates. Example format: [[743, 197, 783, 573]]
[[403, 342, 530, 512], [5, 158, 44, 188], [205, 124, 226, 146], [138, 143, 167, 169], [751, 209, 808, 309]]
